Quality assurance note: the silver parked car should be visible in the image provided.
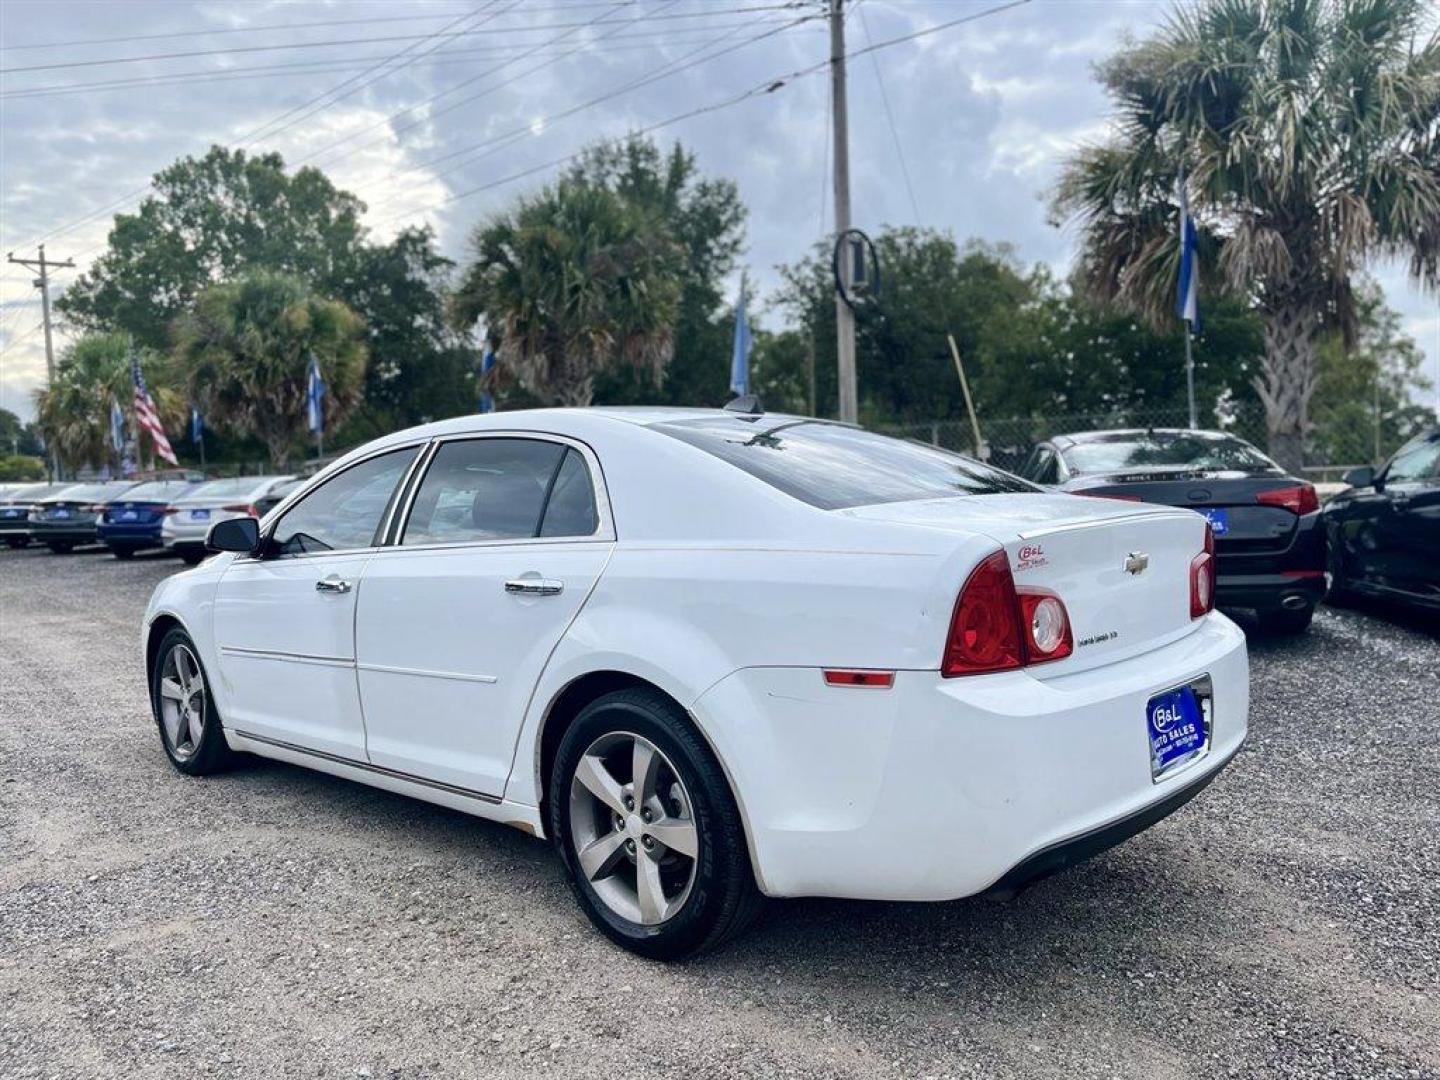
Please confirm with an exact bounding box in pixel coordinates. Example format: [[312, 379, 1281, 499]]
[[161, 475, 294, 565]]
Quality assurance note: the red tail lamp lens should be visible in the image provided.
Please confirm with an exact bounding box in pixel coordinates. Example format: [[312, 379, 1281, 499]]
[[943, 551, 1025, 677], [1190, 522, 1216, 618], [1256, 484, 1319, 515]]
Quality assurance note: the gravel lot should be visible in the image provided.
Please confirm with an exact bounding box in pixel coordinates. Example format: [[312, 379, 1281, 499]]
[[2, 543, 1437, 1080]]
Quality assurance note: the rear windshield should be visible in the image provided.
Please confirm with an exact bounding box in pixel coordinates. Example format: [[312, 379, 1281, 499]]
[[653, 418, 1035, 510], [49, 484, 118, 502], [114, 480, 194, 502], [186, 477, 265, 500], [1062, 432, 1277, 475]]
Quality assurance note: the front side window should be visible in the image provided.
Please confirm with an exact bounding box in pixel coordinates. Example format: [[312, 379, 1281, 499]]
[[271, 447, 419, 555], [1385, 438, 1440, 483], [402, 438, 599, 546], [653, 418, 1034, 510]]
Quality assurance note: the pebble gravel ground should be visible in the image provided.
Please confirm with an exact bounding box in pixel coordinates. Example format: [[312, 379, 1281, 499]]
[[1, 544, 1437, 1080]]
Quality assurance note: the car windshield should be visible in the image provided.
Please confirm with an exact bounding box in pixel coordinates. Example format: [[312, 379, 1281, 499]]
[[653, 418, 1035, 510], [1062, 432, 1277, 475], [116, 480, 193, 503], [186, 477, 265, 501]]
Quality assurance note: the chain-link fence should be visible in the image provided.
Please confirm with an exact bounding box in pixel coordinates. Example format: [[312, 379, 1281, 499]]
[[881, 401, 1410, 480]]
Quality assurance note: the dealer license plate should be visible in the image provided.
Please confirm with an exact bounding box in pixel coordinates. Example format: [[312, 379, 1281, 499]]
[[1201, 508, 1229, 535], [54, 509, 70, 519], [1146, 681, 1210, 780], [189, 509, 210, 521]]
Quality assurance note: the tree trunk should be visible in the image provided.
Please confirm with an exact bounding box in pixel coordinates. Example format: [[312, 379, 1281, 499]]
[[1251, 301, 1321, 473]]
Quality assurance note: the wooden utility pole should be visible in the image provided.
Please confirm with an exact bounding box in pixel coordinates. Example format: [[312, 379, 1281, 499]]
[[7, 244, 74, 478], [829, 0, 857, 424]]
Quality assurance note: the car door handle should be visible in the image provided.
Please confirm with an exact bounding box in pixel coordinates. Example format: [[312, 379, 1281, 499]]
[[315, 576, 352, 594], [504, 578, 564, 596]]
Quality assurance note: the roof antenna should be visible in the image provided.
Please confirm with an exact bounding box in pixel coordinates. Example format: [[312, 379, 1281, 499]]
[[724, 394, 764, 416]]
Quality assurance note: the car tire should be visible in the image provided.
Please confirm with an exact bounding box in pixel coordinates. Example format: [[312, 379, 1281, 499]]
[[4, 536, 25, 549], [112, 546, 135, 560], [47, 542, 73, 554], [1325, 541, 1355, 606], [549, 687, 763, 960], [149, 627, 235, 776], [180, 550, 205, 567], [1258, 605, 1314, 635]]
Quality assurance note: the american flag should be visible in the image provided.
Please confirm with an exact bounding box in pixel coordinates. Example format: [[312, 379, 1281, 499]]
[[131, 354, 178, 466]]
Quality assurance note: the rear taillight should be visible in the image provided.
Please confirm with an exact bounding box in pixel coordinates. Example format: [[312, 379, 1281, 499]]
[[1256, 484, 1319, 515], [222, 503, 260, 517], [1190, 523, 1216, 619], [943, 551, 1073, 677], [161, 506, 179, 516]]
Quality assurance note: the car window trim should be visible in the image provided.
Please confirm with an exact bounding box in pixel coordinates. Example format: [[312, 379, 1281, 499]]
[[386, 430, 615, 553], [254, 440, 430, 562]]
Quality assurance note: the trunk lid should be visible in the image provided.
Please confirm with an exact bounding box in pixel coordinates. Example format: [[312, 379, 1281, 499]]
[[840, 493, 1210, 674], [1065, 469, 1299, 553]]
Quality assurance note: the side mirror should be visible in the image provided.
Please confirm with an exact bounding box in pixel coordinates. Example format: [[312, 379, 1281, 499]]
[[1342, 466, 1376, 490], [206, 516, 260, 555]]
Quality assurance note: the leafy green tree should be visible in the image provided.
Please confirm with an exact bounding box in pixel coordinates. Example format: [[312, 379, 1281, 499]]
[[57, 147, 470, 431], [450, 178, 683, 407], [567, 137, 748, 407], [1053, 0, 1440, 469], [33, 332, 181, 473], [1310, 279, 1435, 465], [0, 455, 45, 481], [0, 408, 44, 457], [173, 272, 367, 467]]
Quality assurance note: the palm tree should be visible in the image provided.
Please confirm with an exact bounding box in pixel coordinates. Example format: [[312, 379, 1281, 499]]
[[1053, 0, 1438, 468], [450, 178, 684, 407], [173, 271, 367, 467], [34, 332, 182, 474]]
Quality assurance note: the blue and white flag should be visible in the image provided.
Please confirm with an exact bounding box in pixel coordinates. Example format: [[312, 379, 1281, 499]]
[[305, 356, 325, 435], [110, 398, 125, 453], [478, 348, 496, 414], [190, 405, 203, 446], [1176, 181, 1201, 332], [729, 276, 752, 397]]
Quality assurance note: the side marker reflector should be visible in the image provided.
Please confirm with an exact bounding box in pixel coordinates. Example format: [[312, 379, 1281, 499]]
[[822, 670, 895, 688]]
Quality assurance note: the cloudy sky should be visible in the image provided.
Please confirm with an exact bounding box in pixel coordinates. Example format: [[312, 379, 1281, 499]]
[[1, 0, 1436, 423]]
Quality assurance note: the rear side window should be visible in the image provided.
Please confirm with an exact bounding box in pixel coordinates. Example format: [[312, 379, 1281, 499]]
[[652, 418, 1034, 510], [402, 438, 587, 546], [272, 447, 419, 555]]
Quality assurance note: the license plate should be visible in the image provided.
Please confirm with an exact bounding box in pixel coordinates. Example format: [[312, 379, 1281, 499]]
[[1201, 508, 1228, 535], [1, 509, 17, 518], [1147, 683, 1209, 779], [120, 510, 137, 521], [54, 509, 70, 519], [189, 509, 210, 521]]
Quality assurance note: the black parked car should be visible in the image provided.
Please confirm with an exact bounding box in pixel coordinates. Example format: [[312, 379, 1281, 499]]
[[1324, 428, 1439, 612], [0, 482, 70, 548], [1019, 428, 1325, 634], [29, 481, 140, 553]]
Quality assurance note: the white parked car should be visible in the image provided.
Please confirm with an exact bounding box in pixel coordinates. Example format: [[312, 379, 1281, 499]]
[[161, 475, 295, 565], [141, 406, 1248, 958]]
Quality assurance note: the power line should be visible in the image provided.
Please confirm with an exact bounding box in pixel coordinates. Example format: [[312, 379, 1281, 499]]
[[0, 26, 813, 101], [857, 2, 921, 224], [297, 0, 670, 172], [0, 4, 804, 74], [347, 12, 816, 208], [371, 0, 1031, 232], [9, 1, 516, 255]]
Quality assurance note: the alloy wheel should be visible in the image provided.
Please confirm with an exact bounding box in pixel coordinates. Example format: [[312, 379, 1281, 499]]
[[157, 643, 206, 760], [568, 731, 699, 925]]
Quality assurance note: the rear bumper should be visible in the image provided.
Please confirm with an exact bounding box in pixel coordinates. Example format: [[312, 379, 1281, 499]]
[[692, 613, 1249, 901], [29, 521, 98, 543], [1216, 510, 1325, 611], [0, 518, 30, 536], [97, 523, 165, 548]]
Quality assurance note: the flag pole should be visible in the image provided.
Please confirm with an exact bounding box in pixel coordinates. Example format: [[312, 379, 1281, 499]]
[[1184, 326, 1197, 430]]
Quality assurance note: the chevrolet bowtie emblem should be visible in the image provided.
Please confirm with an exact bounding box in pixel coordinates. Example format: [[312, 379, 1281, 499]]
[[1124, 551, 1149, 575]]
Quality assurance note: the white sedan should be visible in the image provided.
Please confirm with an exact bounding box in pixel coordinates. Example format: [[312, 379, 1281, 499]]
[[141, 406, 1248, 958]]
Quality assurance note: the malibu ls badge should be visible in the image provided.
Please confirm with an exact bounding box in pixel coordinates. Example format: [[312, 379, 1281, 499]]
[[1123, 551, 1150, 576]]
